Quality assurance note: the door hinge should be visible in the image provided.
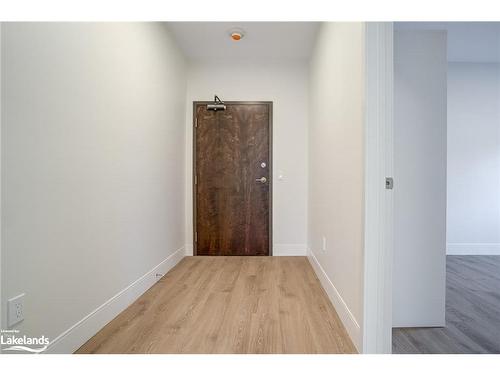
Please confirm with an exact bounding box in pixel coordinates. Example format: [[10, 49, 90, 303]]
[[195, 117, 198, 128], [195, 231, 198, 242], [194, 175, 197, 185]]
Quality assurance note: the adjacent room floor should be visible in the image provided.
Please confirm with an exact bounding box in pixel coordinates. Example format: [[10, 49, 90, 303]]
[[76, 256, 356, 354], [393, 255, 500, 354]]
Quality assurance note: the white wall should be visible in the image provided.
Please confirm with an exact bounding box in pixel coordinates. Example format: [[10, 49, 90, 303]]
[[395, 22, 500, 63], [393, 31, 447, 327], [308, 23, 365, 350], [447, 62, 500, 254], [184, 60, 309, 256], [1, 23, 187, 352]]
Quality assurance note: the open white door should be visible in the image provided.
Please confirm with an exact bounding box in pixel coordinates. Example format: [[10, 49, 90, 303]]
[[393, 30, 447, 327]]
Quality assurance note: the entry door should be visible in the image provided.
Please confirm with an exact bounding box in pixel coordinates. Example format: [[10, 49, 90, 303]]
[[194, 102, 272, 256]]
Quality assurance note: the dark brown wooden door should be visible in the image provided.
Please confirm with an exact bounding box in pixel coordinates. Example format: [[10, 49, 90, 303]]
[[194, 102, 272, 256]]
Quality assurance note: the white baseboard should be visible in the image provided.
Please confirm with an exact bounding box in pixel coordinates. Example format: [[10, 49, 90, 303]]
[[447, 243, 500, 255], [307, 248, 361, 352], [273, 244, 307, 256], [185, 244, 193, 256], [45, 246, 185, 354]]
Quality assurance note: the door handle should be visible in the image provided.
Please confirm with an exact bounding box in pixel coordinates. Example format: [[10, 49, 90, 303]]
[[256, 177, 267, 183]]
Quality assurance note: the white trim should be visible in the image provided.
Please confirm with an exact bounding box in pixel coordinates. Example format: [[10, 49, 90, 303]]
[[273, 243, 307, 256], [447, 243, 500, 255], [44, 246, 185, 354], [185, 243, 194, 256], [362, 22, 394, 354], [307, 248, 362, 352], [0, 23, 4, 347]]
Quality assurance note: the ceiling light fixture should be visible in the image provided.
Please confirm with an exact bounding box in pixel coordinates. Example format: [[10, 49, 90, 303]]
[[229, 28, 245, 41]]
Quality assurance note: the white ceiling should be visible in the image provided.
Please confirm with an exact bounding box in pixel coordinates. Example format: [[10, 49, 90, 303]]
[[168, 22, 500, 63], [395, 22, 500, 62], [167, 22, 320, 61]]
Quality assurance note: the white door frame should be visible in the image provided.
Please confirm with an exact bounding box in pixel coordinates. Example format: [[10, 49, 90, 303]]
[[0, 23, 4, 344], [362, 22, 394, 354]]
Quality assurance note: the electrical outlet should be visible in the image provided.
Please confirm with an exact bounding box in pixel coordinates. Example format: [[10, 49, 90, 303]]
[[8, 293, 25, 327], [322, 236, 327, 253]]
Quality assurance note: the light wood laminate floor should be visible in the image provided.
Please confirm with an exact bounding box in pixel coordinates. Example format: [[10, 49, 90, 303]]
[[393, 255, 500, 354], [76, 256, 356, 354]]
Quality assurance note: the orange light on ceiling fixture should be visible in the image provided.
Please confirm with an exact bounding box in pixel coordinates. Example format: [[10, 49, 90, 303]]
[[231, 32, 242, 41], [229, 28, 245, 41]]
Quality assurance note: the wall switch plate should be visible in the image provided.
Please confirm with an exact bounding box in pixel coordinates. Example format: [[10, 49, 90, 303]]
[[8, 293, 25, 327], [322, 236, 327, 253]]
